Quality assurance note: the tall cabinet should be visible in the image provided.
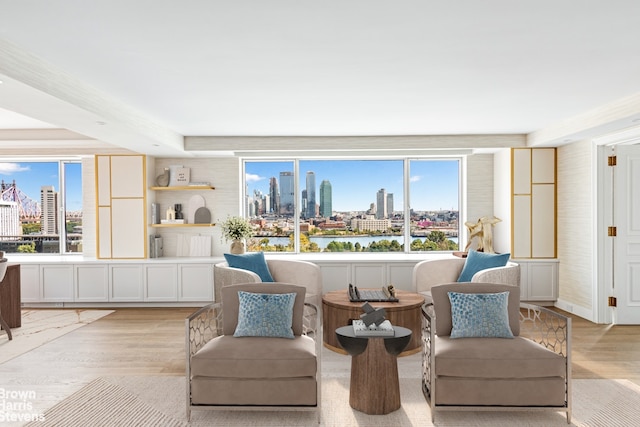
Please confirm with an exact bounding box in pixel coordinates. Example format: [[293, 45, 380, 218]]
[[96, 154, 147, 259], [495, 148, 558, 303]]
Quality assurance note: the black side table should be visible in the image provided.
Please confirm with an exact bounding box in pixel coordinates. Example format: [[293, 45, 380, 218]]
[[335, 325, 412, 415]]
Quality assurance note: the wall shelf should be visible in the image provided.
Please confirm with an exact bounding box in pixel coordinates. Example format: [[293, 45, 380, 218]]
[[150, 186, 215, 191], [150, 223, 215, 228]]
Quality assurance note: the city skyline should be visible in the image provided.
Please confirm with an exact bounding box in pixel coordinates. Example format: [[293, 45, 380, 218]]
[[245, 159, 459, 213], [0, 162, 83, 212]]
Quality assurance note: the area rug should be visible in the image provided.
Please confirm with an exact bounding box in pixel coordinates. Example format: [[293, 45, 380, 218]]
[[0, 309, 114, 364], [26, 376, 640, 427]]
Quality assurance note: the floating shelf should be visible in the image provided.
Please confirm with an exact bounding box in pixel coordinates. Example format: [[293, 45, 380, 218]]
[[150, 223, 216, 228], [150, 186, 215, 191]]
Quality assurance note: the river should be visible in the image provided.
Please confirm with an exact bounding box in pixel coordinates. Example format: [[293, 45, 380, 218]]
[[255, 235, 458, 250]]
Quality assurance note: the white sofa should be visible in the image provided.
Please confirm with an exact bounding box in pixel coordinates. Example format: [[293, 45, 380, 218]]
[[412, 256, 520, 303]]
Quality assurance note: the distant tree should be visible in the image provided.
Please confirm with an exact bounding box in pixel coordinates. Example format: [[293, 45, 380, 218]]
[[17, 242, 36, 253]]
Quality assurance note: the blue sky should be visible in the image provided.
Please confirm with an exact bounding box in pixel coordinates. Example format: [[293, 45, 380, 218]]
[[0, 162, 83, 211], [245, 159, 459, 212]]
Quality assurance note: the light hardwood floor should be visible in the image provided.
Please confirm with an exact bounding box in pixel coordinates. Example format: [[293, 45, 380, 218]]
[[1, 307, 639, 416]]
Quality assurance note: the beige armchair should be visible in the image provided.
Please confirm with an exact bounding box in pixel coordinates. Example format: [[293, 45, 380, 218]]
[[422, 283, 571, 423], [412, 256, 520, 303], [186, 283, 321, 422], [214, 258, 322, 307]]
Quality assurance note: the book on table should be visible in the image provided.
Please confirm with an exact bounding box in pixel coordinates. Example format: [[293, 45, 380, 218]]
[[352, 319, 395, 337]]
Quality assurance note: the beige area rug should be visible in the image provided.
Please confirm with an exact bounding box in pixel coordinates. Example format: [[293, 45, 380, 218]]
[[24, 375, 640, 427], [0, 309, 114, 364]]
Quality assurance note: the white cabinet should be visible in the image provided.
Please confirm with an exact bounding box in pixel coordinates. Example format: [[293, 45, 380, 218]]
[[110, 264, 144, 301], [20, 264, 41, 302], [179, 263, 213, 301], [145, 264, 178, 301], [75, 264, 109, 302], [319, 263, 351, 293], [317, 261, 416, 293], [517, 259, 558, 302], [41, 265, 74, 301]]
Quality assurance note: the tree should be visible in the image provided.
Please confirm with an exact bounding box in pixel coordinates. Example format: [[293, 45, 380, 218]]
[[17, 242, 36, 253]]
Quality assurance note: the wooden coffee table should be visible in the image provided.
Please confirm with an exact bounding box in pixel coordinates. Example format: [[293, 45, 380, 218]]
[[322, 289, 424, 355]]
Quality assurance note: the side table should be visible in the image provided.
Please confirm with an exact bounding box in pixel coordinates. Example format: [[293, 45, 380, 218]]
[[335, 325, 412, 415]]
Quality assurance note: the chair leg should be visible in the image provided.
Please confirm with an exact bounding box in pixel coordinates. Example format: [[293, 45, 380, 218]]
[[0, 312, 12, 340]]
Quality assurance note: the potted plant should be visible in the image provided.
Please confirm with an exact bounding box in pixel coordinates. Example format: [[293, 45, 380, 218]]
[[220, 216, 253, 254]]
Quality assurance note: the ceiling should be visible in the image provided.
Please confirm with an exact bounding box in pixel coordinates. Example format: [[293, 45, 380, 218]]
[[1, 1, 640, 157]]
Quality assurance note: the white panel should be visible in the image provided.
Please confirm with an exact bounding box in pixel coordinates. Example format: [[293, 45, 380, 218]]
[[111, 198, 145, 258], [532, 148, 555, 183], [527, 262, 558, 300], [352, 264, 385, 288], [387, 264, 414, 291], [19, 264, 41, 302], [179, 264, 213, 301], [512, 149, 531, 194], [518, 262, 528, 300], [145, 264, 177, 301], [111, 155, 144, 198], [110, 265, 144, 301], [532, 184, 555, 257], [318, 264, 351, 293], [97, 206, 112, 258], [630, 158, 640, 233], [96, 155, 111, 206], [75, 264, 109, 301], [41, 265, 74, 301], [629, 263, 640, 303], [512, 195, 531, 258]]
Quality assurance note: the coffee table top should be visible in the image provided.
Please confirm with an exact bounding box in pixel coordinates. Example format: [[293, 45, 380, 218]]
[[335, 325, 412, 356], [323, 289, 424, 310]]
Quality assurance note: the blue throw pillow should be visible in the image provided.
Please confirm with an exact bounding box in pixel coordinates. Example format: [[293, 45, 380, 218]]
[[224, 252, 274, 282], [457, 250, 511, 282], [447, 291, 514, 339], [233, 291, 296, 339]]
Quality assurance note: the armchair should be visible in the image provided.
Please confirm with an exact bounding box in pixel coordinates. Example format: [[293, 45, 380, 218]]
[[186, 283, 321, 422], [422, 283, 571, 423], [412, 256, 520, 303]]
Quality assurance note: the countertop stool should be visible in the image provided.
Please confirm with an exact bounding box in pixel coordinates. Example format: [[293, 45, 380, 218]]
[[335, 325, 412, 415]]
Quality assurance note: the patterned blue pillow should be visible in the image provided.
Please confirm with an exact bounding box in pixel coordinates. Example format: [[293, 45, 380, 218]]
[[457, 250, 511, 282], [233, 291, 296, 339], [447, 291, 514, 339], [224, 252, 274, 282]]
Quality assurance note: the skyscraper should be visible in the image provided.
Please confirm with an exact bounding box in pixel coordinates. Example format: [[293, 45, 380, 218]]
[[376, 188, 387, 219], [319, 180, 332, 218], [386, 193, 394, 218], [306, 171, 316, 219], [269, 176, 279, 214], [41, 185, 59, 235], [279, 171, 294, 215]]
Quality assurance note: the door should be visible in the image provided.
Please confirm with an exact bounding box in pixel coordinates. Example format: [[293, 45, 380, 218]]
[[613, 144, 640, 324]]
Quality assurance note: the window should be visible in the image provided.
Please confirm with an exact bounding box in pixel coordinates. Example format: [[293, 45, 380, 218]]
[[243, 158, 460, 253], [0, 160, 82, 254]]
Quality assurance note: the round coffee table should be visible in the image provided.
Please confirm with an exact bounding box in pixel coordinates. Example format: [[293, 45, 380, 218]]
[[322, 289, 424, 355]]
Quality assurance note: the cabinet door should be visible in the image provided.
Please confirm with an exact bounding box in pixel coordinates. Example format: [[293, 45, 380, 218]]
[[352, 264, 385, 287], [531, 184, 555, 258], [111, 156, 144, 198], [75, 264, 109, 302], [145, 264, 178, 301], [387, 263, 414, 291], [41, 265, 74, 301], [110, 264, 144, 301], [111, 198, 145, 258], [20, 264, 41, 302], [179, 264, 213, 301], [318, 263, 351, 293], [527, 262, 558, 301]]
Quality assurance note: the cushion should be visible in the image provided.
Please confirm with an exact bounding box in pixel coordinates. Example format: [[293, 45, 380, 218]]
[[233, 291, 296, 339], [448, 291, 514, 338], [457, 250, 510, 282], [224, 252, 274, 282]]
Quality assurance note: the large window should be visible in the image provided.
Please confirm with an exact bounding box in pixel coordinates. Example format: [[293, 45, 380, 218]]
[[0, 160, 82, 254], [243, 158, 460, 253]]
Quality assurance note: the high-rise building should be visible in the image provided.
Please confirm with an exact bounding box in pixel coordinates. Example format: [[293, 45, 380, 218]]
[[279, 172, 294, 215], [41, 185, 59, 235], [269, 177, 279, 214], [319, 180, 332, 218], [386, 193, 394, 218], [376, 188, 387, 219], [0, 201, 21, 240], [306, 171, 316, 219]]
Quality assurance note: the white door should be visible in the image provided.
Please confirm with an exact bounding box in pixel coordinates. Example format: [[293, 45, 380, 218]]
[[613, 144, 640, 324]]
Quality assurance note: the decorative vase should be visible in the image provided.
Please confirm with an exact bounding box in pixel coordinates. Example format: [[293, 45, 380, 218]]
[[155, 168, 170, 187], [230, 239, 245, 254]]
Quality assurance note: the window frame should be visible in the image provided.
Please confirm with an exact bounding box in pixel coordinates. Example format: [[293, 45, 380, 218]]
[[242, 156, 463, 254]]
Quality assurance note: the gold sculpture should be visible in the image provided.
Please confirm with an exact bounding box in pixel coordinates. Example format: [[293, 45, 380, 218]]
[[464, 215, 502, 253]]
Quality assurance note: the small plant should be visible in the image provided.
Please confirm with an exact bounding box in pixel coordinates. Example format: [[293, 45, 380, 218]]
[[220, 216, 253, 242]]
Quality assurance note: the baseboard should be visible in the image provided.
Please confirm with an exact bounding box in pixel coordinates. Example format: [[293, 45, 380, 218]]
[[555, 298, 595, 322]]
